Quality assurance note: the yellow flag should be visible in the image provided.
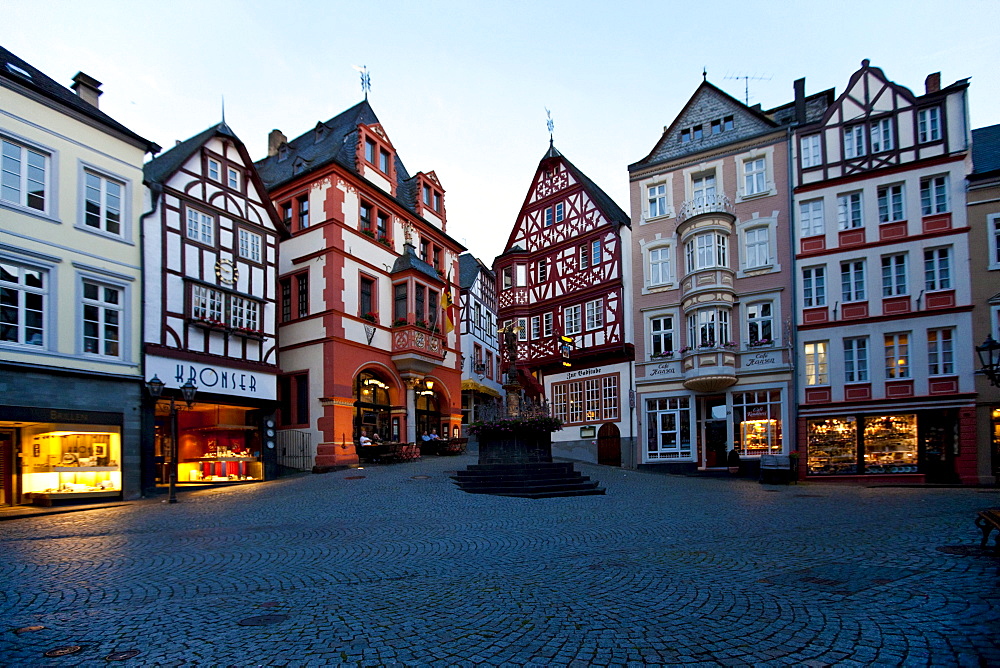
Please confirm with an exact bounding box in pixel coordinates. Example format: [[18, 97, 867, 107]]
[[441, 286, 455, 334]]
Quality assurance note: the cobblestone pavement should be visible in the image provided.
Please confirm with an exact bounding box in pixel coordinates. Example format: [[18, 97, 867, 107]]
[[1, 455, 999, 667]]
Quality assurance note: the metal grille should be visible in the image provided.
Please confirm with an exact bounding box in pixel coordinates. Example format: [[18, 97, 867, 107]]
[[276, 429, 311, 472]]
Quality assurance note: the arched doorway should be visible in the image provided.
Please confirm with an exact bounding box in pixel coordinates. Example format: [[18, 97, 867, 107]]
[[416, 390, 442, 438], [597, 423, 621, 466], [354, 371, 392, 441]]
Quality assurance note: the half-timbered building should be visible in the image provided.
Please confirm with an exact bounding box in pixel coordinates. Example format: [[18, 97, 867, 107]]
[[495, 143, 633, 465], [627, 78, 831, 474], [458, 253, 502, 430], [792, 61, 976, 484], [255, 100, 464, 469], [141, 122, 287, 489]]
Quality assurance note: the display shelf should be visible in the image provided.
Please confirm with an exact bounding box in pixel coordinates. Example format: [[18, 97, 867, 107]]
[[52, 466, 119, 472], [184, 457, 256, 462]]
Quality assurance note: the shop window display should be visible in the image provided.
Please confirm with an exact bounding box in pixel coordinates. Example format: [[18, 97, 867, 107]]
[[808, 414, 918, 475], [807, 417, 858, 475], [862, 414, 918, 473], [733, 390, 782, 457], [19, 425, 122, 503], [166, 405, 262, 483]]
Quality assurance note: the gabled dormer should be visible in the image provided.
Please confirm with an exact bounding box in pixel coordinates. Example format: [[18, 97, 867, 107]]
[[415, 170, 446, 229], [357, 122, 396, 196]]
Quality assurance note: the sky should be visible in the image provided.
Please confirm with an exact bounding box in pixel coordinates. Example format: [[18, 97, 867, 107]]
[[4, 1, 999, 263]]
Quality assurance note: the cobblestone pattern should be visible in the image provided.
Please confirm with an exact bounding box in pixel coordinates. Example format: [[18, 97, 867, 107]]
[[1, 456, 998, 666]]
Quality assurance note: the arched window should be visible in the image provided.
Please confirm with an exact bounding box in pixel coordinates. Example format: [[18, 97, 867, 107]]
[[355, 371, 391, 440]]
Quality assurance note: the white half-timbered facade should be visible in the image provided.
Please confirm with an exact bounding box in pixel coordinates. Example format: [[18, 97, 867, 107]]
[[792, 61, 977, 484], [458, 253, 503, 428], [495, 144, 634, 465], [142, 123, 288, 488]]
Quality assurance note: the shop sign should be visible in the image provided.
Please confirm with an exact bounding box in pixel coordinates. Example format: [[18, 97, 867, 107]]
[[566, 366, 603, 380], [146, 356, 276, 400], [647, 362, 678, 378], [742, 351, 779, 369], [746, 406, 768, 420]]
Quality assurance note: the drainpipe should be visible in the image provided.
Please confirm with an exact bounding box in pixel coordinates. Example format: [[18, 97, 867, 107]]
[[786, 124, 801, 465], [138, 181, 162, 496]]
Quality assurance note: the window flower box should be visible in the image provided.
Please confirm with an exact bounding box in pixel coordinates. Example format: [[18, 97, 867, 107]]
[[361, 312, 378, 323], [650, 351, 675, 360], [392, 317, 408, 327], [360, 229, 376, 240], [748, 339, 773, 348], [378, 236, 391, 248]]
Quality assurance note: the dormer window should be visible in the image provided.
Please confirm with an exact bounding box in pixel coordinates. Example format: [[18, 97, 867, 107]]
[[207, 158, 221, 181], [365, 138, 376, 164], [379, 149, 390, 174], [278, 146, 289, 162], [433, 192, 441, 212], [423, 184, 432, 206], [681, 129, 691, 143], [227, 167, 240, 190], [693, 125, 703, 140]]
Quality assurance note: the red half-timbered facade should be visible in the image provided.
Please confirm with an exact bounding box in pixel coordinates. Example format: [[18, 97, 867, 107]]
[[142, 122, 288, 489], [792, 61, 977, 484], [496, 144, 633, 465]]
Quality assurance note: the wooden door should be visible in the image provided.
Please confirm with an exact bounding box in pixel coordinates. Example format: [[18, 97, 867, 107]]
[[597, 423, 621, 466]]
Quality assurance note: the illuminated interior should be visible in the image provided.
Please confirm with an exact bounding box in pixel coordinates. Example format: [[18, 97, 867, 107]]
[[19, 424, 122, 497], [808, 414, 919, 475]]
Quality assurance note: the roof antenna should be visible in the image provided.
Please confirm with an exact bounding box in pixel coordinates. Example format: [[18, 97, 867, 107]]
[[545, 107, 554, 146], [221, 94, 226, 125], [352, 65, 371, 100], [723, 72, 773, 105]]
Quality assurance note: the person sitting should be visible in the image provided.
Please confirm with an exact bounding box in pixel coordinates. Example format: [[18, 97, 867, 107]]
[[429, 429, 442, 442], [371, 432, 383, 444], [359, 429, 372, 447], [421, 430, 432, 443]]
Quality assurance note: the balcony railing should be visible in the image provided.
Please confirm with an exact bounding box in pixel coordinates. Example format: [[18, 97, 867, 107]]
[[676, 194, 734, 223], [391, 323, 446, 360]]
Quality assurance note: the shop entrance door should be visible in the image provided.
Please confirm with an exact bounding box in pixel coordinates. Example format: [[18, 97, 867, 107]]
[[701, 396, 729, 468], [921, 414, 957, 484], [0, 429, 14, 506], [597, 423, 621, 466]]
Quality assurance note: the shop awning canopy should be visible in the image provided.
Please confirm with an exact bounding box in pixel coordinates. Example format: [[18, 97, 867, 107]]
[[461, 379, 501, 398]]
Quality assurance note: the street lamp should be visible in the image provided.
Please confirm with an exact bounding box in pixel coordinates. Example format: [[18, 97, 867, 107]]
[[977, 334, 1000, 388], [145, 375, 197, 503]]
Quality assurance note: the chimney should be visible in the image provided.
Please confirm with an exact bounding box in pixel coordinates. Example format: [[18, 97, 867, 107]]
[[71, 72, 102, 108], [793, 78, 806, 125], [925, 72, 941, 94], [268, 129, 287, 157]]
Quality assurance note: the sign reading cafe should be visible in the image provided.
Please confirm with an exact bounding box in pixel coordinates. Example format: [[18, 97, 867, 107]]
[[145, 355, 277, 400]]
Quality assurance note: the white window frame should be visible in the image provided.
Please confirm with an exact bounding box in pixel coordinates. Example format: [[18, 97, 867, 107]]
[[530, 315, 540, 340], [685, 232, 727, 272], [514, 263, 527, 287], [230, 295, 260, 332], [542, 312, 553, 337], [927, 328, 954, 376], [649, 315, 674, 358], [844, 125, 866, 159], [989, 213, 1000, 271], [743, 157, 766, 196], [238, 228, 263, 263], [881, 254, 908, 297], [537, 258, 547, 283], [800, 134, 821, 168], [918, 107, 941, 143], [579, 244, 590, 270], [645, 396, 693, 461], [746, 301, 773, 347], [647, 183, 668, 218], [799, 198, 825, 237], [81, 168, 126, 238], [591, 239, 602, 265], [802, 266, 826, 307], [804, 341, 829, 386], [207, 158, 221, 182], [920, 175, 949, 215], [564, 304, 581, 335], [744, 227, 770, 269], [840, 260, 866, 302], [517, 317, 528, 342], [692, 173, 716, 206], [81, 279, 123, 359], [869, 117, 893, 153], [227, 166, 240, 190], [877, 184, 905, 224], [585, 298, 603, 331], [0, 259, 48, 348], [837, 192, 863, 230], [687, 307, 730, 349], [192, 284, 224, 323], [924, 247, 951, 292], [186, 206, 215, 245], [843, 337, 869, 383], [648, 246, 672, 287], [1, 135, 50, 213], [884, 332, 910, 379]]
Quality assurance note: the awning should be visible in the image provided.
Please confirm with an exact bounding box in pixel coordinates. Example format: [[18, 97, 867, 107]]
[[461, 379, 502, 398]]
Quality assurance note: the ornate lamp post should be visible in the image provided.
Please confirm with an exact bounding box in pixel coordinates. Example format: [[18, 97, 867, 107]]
[[145, 375, 197, 503], [977, 334, 1000, 388]]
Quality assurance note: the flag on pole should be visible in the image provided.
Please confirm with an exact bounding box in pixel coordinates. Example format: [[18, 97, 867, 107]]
[[441, 273, 455, 334]]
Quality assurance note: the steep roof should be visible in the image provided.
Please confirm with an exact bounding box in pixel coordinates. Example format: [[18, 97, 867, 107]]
[[547, 145, 629, 229], [390, 243, 441, 282], [0, 45, 159, 153], [972, 124, 1000, 176], [459, 252, 493, 290]]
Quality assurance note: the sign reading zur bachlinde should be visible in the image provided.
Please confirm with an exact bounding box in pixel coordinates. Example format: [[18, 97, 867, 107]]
[[146, 356, 276, 400]]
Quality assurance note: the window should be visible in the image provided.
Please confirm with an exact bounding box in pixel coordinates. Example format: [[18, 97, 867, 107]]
[[485, 351, 494, 379], [552, 374, 619, 426], [692, 173, 716, 206], [680, 129, 691, 143], [230, 295, 260, 332], [281, 202, 292, 226], [650, 316, 674, 357], [0, 261, 45, 346], [279, 272, 309, 323], [711, 119, 721, 135], [502, 267, 512, 290], [799, 199, 825, 237], [207, 158, 220, 181], [920, 175, 949, 215], [434, 192, 441, 212], [82, 280, 121, 357], [649, 247, 671, 286], [724, 116, 734, 131], [360, 203, 373, 232], [537, 258, 548, 283], [377, 212, 389, 240], [360, 276, 375, 318], [685, 232, 727, 272], [844, 125, 865, 158], [918, 107, 941, 143], [744, 157, 766, 196], [296, 274, 309, 318], [884, 333, 910, 379], [733, 390, 783, 457], [379, 149, 390, 174], [591, 240, 602, 265], [433, 247, 441, 271], [545, 202, 565, 227], [881, 254, 908, 297], [514, 264, 526, 287], [422, 184, 431, 206], [990, 213, 1000, 269], [83, 171, 123, 235], [585, 298, 603, 330], [927, 328, 954, 375], [543, 312, 553, 337], [843, 337, 869, 382], [924, 247, 951, 291], [693, 125, 703, 140], [544, 207, 552, 227], [687, 308, 729, 348], [840, 260, 866, 302], [517, 317, 528, 341], [802, 266, 826, 307], [186, 207, 214, 245], [365, 138, 376, 164], [564, 304, 581, 335], [227, 167, 240, 190], [869, 118, 893, 153], [297, 195, 309, 229], [192, 284, 224, 323], [579, 244, 590, 270], [800, 134, 821, 168], [414, 285, 425, 323], [1, 137, 48, 211], [530, 315, 540, 340], [744, 227, 769, 268], [238, 229, 262, 263], [393, 283, 407, 323], [837, 192, 863, 229], [804, 342, 828, 385], [278, 373, 309, 427], [648, 183, 667, 218], [877, 184, 905, 223], [645, 397, 692, 460], [746, 302, 772, 346]]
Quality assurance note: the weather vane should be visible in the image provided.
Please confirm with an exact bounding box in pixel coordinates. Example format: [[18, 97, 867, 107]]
[[352, 65, 371, 100], [545, 107, 554, 144]]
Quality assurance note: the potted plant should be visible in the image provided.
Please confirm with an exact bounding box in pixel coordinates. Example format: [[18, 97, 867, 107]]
[[361, 311, 378, 323], [361, 229, 376, 239]]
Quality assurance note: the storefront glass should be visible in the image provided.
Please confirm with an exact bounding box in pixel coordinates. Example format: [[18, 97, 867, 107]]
[[645, 397, 692, 460], [158, 404, 262, 483], [733, 390, 782, 457], [808, 413, 918, 475], [19, 424, 122, 500], [355, 372, 392, 441], [862, 414, 918, 473], [807, 417, 858, 475]]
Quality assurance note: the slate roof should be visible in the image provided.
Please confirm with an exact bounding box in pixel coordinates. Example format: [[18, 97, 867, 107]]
[[391, 243, 442, 282], [0, 45, 159, 153], [972, 124, 1000, 176], [144, 122, 236, 186], [544, 144, 630, 229], [459, 252, 493, 290]]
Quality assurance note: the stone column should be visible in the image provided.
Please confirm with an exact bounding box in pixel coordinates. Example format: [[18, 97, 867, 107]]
[[404, 377, 421, 443]]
